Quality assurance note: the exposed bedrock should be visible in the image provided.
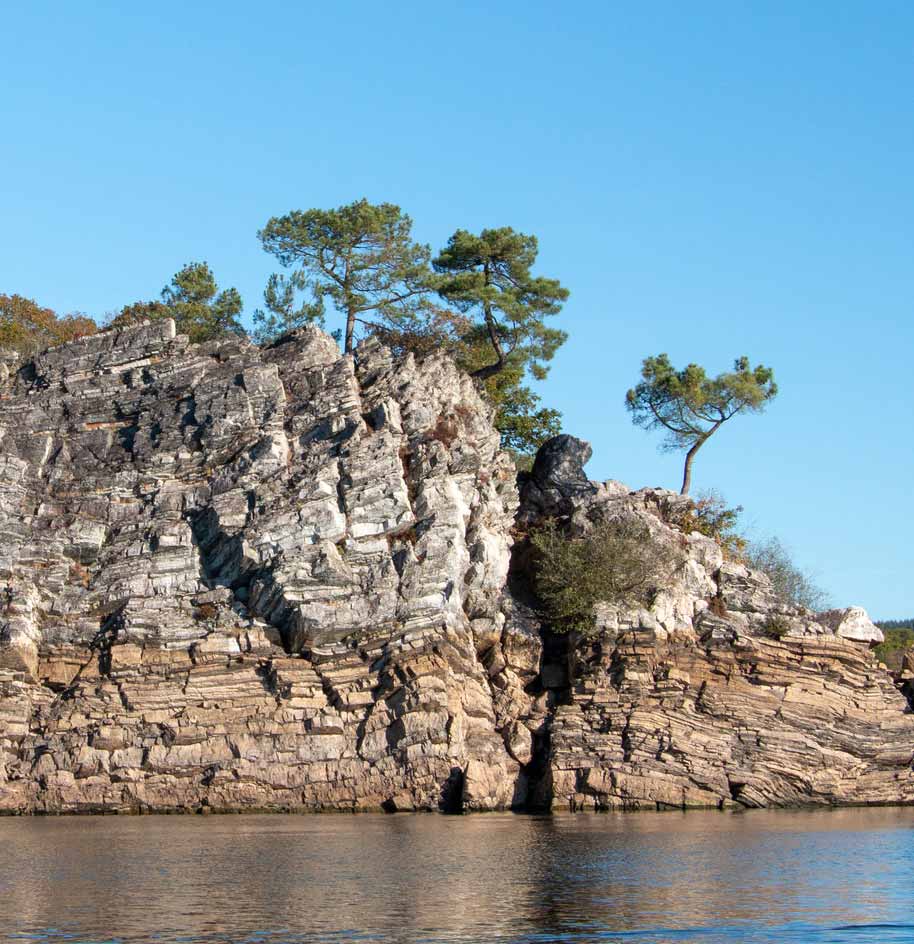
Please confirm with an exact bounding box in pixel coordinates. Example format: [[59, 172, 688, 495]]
[[0, 323, 911, 813], [521, 436, 914, 811]]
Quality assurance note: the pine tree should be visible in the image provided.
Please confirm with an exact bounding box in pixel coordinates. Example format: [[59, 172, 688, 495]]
[[108, 262, 245, 343], [626, 354, 777, 494], [258, 199, 434, 353], [433, 227, 568, 381]]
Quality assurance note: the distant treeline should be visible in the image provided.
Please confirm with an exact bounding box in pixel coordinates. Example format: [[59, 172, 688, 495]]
[[876, 618, 914, 631], [874, 621, 914, 670]]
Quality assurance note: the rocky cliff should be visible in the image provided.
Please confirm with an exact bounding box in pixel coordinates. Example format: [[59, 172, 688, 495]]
[[0, 322, 911, 813]]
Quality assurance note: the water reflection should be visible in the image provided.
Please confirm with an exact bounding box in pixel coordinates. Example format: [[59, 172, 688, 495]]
[[0, 808, 912, 943]]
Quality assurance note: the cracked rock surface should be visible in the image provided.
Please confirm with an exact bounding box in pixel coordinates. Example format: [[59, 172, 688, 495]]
[[0, 322, 522, 812], [520, 438, 914, 811], [0, 324, 911, 814]]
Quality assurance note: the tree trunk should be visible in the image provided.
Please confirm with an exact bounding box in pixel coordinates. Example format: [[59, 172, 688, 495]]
[[344, 307, 356, 354], [469, 301, 506, 380], [680, 440, 703, 495]]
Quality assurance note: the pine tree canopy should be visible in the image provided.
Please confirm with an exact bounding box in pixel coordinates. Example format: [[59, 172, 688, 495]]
[[258, 199, 435, 353], [251, 271, 326, 346], [625, 354, 777, 494], [432, 227, 568, 382], [108, 262, 245, 343]]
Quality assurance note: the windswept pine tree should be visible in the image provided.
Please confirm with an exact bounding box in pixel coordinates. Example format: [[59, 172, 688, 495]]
[[626, 354, 777, 494], [432, 227, 569, 458]]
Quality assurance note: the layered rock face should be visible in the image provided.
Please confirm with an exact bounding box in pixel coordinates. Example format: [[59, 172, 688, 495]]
[[0, 321, 535, 812], [0, 324, 911, 814], [522, 438, 914, 810]]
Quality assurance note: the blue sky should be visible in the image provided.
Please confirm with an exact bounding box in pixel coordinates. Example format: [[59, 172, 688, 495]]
[[2, 2, 912, 617]]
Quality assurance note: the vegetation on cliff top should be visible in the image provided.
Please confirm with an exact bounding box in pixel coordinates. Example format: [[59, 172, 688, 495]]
[[4, 199, 569, 459], [0, 294, 96, 356], [663, 491, 828, 610], [626, 354, 778, 495], [874, 621, 914, 670], [529, 489, 830, 638], [530, 518, 681, 634], [108, 262, 245, 344], [2, 199, 780, 486], [257, 200, 433, 353]]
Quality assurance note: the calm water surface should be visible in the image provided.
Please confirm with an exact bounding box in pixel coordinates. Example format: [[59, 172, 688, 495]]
[[1, 809, 913, 944]]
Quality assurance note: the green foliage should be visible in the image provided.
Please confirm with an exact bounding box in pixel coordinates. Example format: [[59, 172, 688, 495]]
[[626, 353, 777, 494], [251, 271, 325, 345], [372, 279, 562, 457], [486, 371, 561, 456], [433, 227, 568, 383], [109, 262, 245, 343], [259, 198, 435, 353], [666, 491, 746, 558], [450, 328, 561, 456], [0, 294, 97, 356], [874, 627, 914, 670], [876, 618, 914, 632], [257, 207, 569, 456], [743, 536, 829, 611], [763, 615, 791, 639], [530, 518, 681, 635], [161, 262, 245, 342]]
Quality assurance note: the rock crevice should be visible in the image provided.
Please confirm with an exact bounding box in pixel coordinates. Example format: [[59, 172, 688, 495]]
[[0, 324, 911, 813]]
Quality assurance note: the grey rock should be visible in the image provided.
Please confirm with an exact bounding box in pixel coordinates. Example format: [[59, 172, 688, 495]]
[[0, 321, 519, 813], [816, 606, 884, 644], [0, 328, 910, 815], [517, 438, 914, 811]]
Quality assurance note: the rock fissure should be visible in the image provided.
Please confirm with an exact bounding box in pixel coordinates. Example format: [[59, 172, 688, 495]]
[[0, 324, 911, 813]]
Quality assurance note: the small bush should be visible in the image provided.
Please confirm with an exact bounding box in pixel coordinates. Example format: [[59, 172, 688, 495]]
[[708, 593, 727, 618], [194, 602, 218, 622], [427, 415, 459, 448], [763, 615, 791, 639], [530, 517, 680, 635], [743, 537, 828, 611], [665, 491, 745, 558]]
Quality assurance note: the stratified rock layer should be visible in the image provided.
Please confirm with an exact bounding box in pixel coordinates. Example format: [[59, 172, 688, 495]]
[[0, 326, 911, 813], [0, 322, 531, 812], [521, 439, 914, 811]]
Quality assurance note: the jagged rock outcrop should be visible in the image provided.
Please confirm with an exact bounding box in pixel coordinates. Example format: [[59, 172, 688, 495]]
[[0, 325, 911, 814], [0, 321, 527, 812], [521, 437, 914, 810]]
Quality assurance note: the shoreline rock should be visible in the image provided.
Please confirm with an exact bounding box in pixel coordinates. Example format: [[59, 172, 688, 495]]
[[1, 324, 911, 814]]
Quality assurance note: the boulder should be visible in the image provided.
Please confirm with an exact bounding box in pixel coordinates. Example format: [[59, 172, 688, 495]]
[[816, 606, 884, 644]]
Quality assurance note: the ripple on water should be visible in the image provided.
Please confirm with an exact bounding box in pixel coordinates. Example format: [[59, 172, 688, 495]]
[[0, 808, 913, 944]]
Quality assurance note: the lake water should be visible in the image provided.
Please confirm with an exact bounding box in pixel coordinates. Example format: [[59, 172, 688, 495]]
[[0, 809, 912, 943]]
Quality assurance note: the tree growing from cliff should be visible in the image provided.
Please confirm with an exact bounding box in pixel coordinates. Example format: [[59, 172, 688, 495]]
[[108, 262, 245, 343], [258, 199, 435, 353], [429, 227, 568, 458], [743, 536, 828, 610], [372, 293, 562, 458], [0, 294, 97, 355], [626, 354, 777, 495], [433, 227, 568, 383], [530, 517, 681, 635]]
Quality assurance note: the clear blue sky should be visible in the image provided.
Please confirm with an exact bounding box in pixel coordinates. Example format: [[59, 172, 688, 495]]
[[3, 2, 912, 618]]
